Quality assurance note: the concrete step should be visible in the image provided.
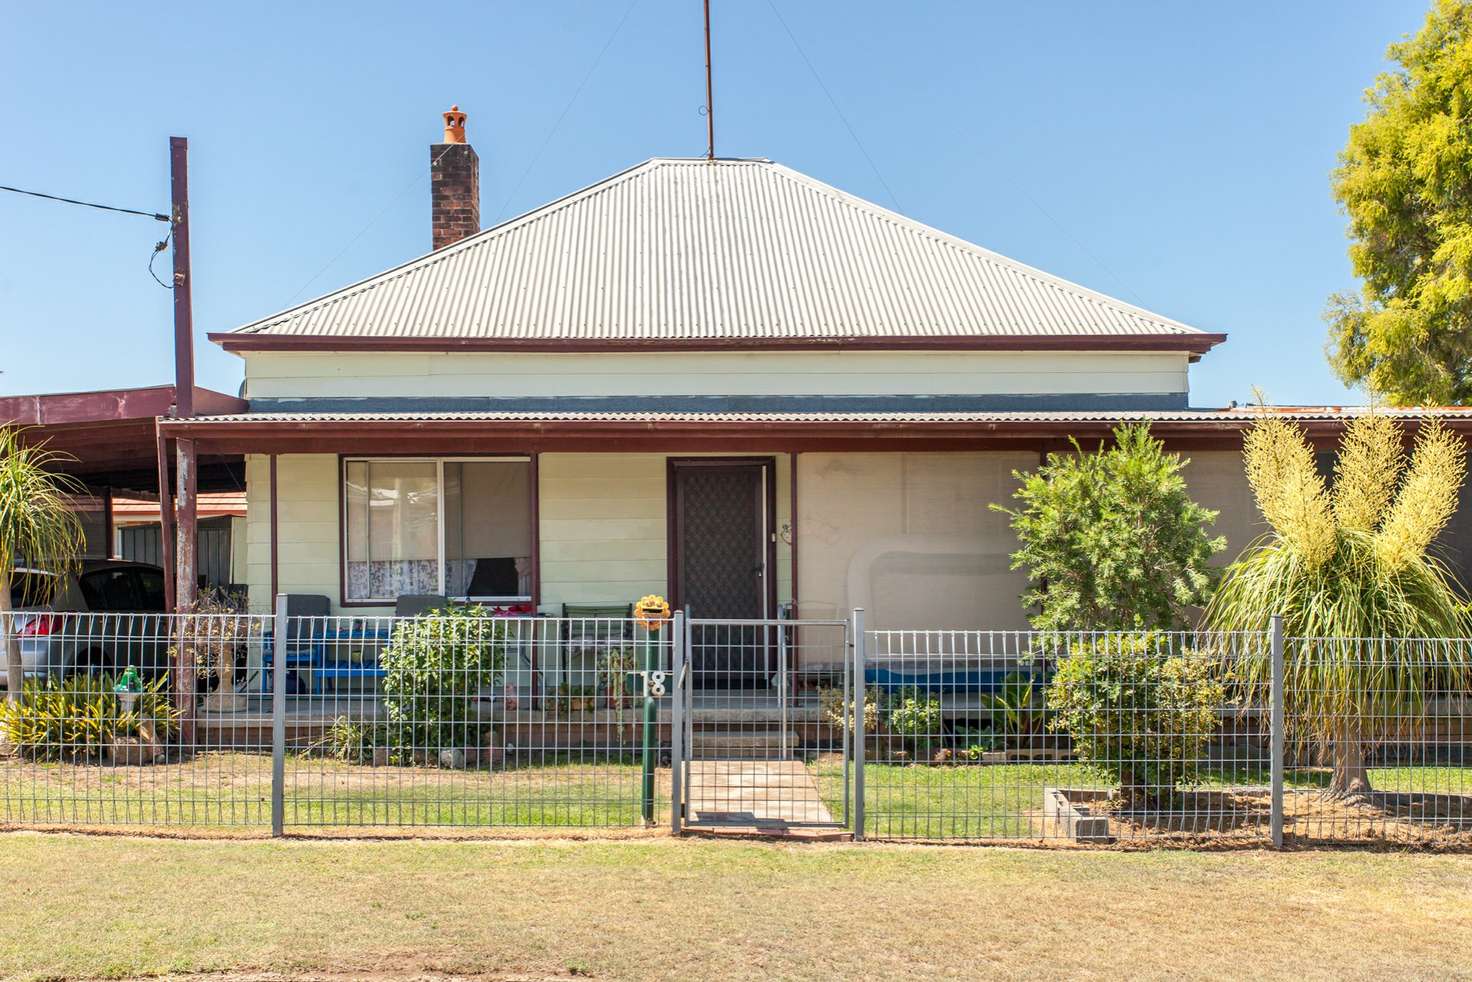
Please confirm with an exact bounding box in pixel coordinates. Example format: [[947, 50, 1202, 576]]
[[691, 730, 798, 757]]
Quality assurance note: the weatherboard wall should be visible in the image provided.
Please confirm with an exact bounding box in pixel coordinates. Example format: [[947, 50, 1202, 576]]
[[240, 350, 1190, 407]]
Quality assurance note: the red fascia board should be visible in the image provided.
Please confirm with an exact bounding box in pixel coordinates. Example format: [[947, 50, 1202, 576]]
[[0, 385, 246, 426], [208, 332, 1229, 356]]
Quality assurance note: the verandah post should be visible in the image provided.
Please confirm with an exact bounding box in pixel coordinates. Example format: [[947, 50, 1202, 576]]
[[271, 592, 287, 837], [853, 608, 866, 841], [1270, 614, 1284, 849]]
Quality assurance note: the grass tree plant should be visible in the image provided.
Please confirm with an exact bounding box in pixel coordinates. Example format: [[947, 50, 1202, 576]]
[[1, 427, 86, 708], [1204, 411, 1472, 797]]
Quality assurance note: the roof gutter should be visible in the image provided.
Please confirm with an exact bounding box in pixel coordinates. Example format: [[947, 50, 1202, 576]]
[[208, 332, 1228, 357]]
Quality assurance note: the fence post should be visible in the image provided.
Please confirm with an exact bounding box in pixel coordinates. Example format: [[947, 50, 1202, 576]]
[[778, 608, 790, 760], [852, 608, 866, 841], [670, 610, 684, 835], [1269, 614, 1284, 849], [271, 592, 287, 838]]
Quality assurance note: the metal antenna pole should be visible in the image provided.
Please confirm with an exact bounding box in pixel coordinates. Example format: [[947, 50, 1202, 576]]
[[704, 0, 715, 160]]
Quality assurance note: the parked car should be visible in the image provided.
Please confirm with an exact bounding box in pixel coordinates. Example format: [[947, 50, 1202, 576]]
[[3, 560, 170, 685]]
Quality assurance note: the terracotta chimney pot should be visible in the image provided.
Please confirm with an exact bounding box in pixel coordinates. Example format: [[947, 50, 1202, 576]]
[[443, 105, 467, 145]]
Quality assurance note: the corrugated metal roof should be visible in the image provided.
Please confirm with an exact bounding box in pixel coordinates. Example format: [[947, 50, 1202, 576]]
[[180, 407, 1472, 426], [228, 158, 1213, 343]]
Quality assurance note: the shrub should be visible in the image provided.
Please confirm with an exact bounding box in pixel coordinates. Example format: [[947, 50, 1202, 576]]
[[982, 671, 1046, 745], [380, 606, 508, 761], [1045, 634, 1225, 809], [0, 672, 180, 761], [992, 423, 1225, 630], [886, 691, 943, 737], [323, 715, 377, 765], [171, 593, 257, 694], [818, 685, 884, 733], [887, 690, 944, 759]]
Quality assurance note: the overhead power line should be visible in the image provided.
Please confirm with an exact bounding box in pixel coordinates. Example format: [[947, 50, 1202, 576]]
[[492, 0, 642, 225], [0, 183, 169, 222], [765, 0, 903, 213]]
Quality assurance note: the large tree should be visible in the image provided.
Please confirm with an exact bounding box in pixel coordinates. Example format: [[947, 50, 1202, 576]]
[[0, 428, 85, 704], [1327, 0, 1472, 404], [993, 424, 1224, 631]]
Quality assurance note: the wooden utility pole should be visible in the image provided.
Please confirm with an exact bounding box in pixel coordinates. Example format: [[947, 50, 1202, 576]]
[[169, 136, 198, 736]]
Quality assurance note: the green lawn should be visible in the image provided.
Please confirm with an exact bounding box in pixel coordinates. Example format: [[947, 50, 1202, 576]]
[[4, 834, 1472, 981], [1, 752, 656, 830], [6, 751, 1470, 839], [812, 757, 1472, 840]]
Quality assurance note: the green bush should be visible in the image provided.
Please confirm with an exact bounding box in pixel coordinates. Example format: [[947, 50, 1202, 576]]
[[992, 423, 1225, 630], [886, 690, 944, 760], [380, 606, 508, 761], [818, 685, 884, 733], [982, 671, 1046, 745], [886, 691, 943, 737], [0, 672, 180, 761], [1045, 634, 1225, 808], [323, 715, 378, 764]]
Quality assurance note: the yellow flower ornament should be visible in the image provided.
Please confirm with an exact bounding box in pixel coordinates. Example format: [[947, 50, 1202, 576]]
[[634, 594, 671, 631]]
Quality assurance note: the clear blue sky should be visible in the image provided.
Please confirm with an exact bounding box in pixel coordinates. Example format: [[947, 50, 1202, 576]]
[[0, 1, 1429, 407]]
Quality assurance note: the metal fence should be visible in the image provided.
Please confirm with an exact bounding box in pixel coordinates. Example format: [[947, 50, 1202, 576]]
[[0, 603, 675, 833], [3, 603, 1471, 848], [0, 609, 275, 828], [853, 618, 1472, 847], [854, 621, 1275, 844]]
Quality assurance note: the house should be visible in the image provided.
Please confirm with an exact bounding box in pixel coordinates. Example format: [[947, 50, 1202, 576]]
[[146, 108, 1472, 633]]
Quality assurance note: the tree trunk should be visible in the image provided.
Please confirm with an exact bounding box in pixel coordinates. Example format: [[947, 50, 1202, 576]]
[[1328, 722, 1372, 798], [2, 570, 21, 706]]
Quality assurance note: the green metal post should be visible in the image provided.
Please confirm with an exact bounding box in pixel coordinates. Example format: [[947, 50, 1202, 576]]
[[641, 628, 658, 823]]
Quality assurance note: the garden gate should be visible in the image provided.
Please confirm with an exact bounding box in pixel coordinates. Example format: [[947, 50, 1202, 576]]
[[672, 615, 853, 832]]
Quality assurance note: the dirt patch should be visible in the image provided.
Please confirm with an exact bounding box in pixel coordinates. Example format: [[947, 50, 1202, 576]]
[[1096, 788, 1472, 848]]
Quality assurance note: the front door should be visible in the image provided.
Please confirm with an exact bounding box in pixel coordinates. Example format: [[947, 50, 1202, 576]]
[[669, 459, 773, 685]]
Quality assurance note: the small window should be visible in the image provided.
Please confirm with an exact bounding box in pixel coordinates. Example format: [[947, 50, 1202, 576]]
[[343, 458, 534, 604]]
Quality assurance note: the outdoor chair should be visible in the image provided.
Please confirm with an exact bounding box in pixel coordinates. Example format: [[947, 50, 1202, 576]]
[[560, 603, 634, 696], [260, 593, 331, 693]]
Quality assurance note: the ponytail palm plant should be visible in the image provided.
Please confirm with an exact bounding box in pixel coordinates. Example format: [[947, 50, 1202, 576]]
[[1, 427, 86, 704], [1204, 412, 1472, 797]]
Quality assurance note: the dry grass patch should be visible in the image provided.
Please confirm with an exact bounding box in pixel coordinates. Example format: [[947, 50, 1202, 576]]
[[4, 833, 1472, 981]]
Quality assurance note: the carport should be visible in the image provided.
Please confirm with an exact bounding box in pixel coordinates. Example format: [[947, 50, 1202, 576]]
[[0, 383, 246, 610]]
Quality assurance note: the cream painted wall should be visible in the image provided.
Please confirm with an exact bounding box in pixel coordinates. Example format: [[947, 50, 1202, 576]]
[[537, 453, 666, 608], [795, 452, 1036, 630], [243, 453, 342, 613], [242, 448, 1261, 627], [242, 350, 1189, 400], [245, 451, 793, 616], [1181, 450, 1264, 567]]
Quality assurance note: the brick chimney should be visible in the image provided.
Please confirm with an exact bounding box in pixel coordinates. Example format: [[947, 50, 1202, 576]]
[[431, 105, 479, 250]]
